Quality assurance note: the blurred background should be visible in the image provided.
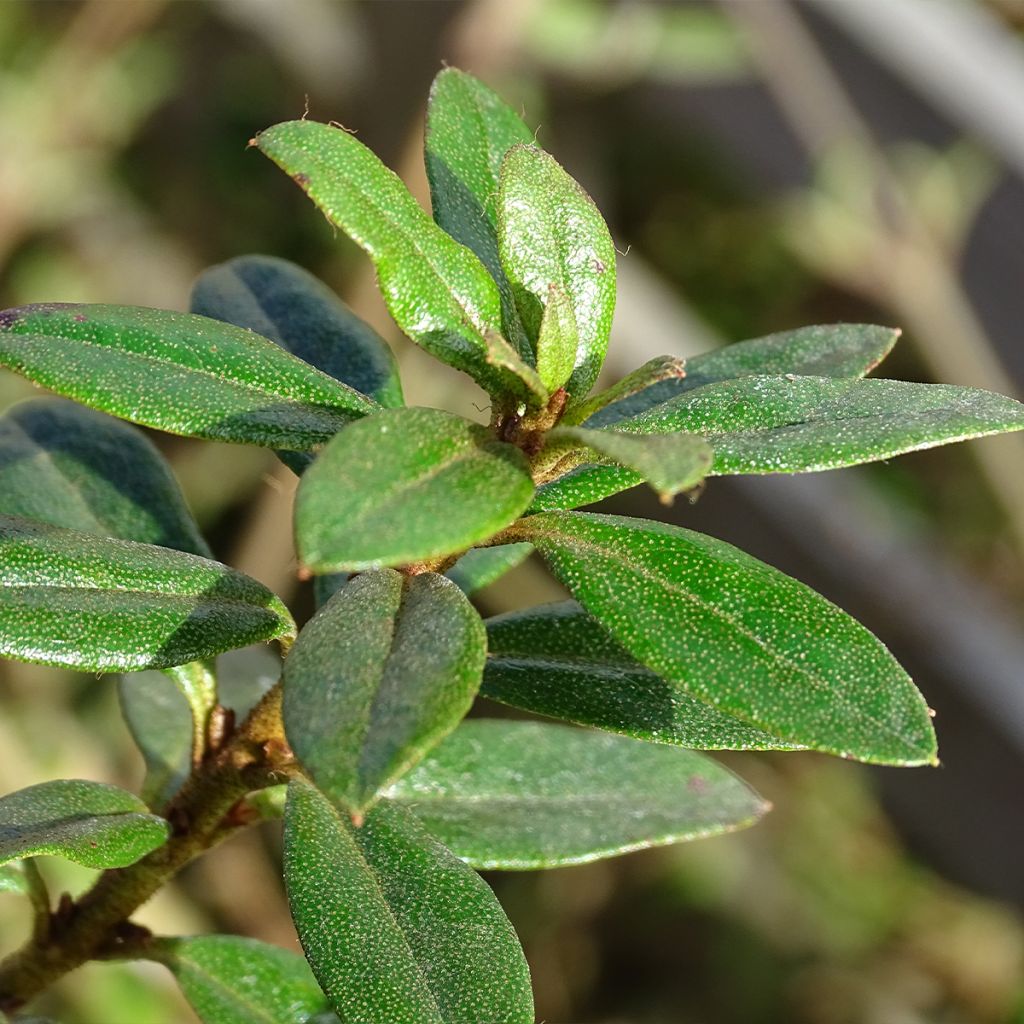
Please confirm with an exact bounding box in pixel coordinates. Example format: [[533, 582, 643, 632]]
[[2, 1, 1024, 1021]]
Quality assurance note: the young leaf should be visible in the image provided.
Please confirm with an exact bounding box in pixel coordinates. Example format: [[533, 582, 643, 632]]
[[0, 304, 376, 450], [481, 329, 548, 409], [545, 425, 712, 503], [283, 570, 486, 816], [147, 935, 329, 1024], [483, 602, 803, 750], [387, 720, 768, 868], [0, 399, 210, 555], [535, 285, 578, 393], [284, 779, 533, 1024], [588, 323, 900, 426], [497, 144, 616, 400], [425, 67, 536, 360], [515, 512, 937, 766], [445, 542, 533, 596], [254, 120, 530, 403], [191, 254, 404, 408], [0, 515, 295, 672], [0, 862, 29, 897], [295, 407, 534, 572], [0, 780, 169, 869], [565, 354, 686, 426]]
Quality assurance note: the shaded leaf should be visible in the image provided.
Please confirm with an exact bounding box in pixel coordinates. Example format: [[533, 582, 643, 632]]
[[295, 407, 534, 572], [0, 304, 375, 449], [566, 354, 686, 426], [0, 780, 169, 869], [482, 602, 802, 750], [516, 512, 937, 766], [388, 720, 768, 868], [445, 543, 533, 596], [283, 570, 485, 815], [284, 779, 533, 1024], [0, 515, 295, 672]]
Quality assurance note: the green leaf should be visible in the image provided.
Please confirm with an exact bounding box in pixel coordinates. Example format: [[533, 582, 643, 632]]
[[284, 779, 533, 1024], [534, 376, 1024, 510], [0, 399, 210, 555], [283, 570, 486, 815], [0, 780, 169, 869], [387, 720, 767, 869], [0, 304, 374, 450], [295, 407, 534, 573], [588, 323, 900, 427], [565, 354, 686, 426], [0, 515, 295, 672], [480, 330, 548, 410], [445, 542, 533, 596], [482, 602, 802, 750], [535, 285, 578, 393], [0, 862, 29, 897], [255, 120, 529, 403], [148, 935, 329, 1024], [497, 144, 616, 400], [191, 254, 404, 408], [546, 425, 712, 503], [425, 67, 536, 361], [516, 512, 937, 766]]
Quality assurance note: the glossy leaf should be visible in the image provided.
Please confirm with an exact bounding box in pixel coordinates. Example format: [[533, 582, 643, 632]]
[[0, 780, 169, 869], [0, 399, 209, 555], [566, 354, 686, 426], [283, 570, 486, 815], [0, 515, 295, 672], [388, 720, 767, 868], [497, 144, 616, 400], [191, 254, 403, 408], [483, 602, 802, 750], [425, 68, 535, 360], [284, 779, 533, 1024], [516, 512, 937, 765], [546, 425, 712, 503], [589, 323, 899, 426], [534, 285, 578, 393], [445, 542, 533, 596], [295, 407, 534, 572], [0, 862, 29, 897], [255, 120, 528, 402], [0, 304, 375, 449], [148, 935, 329, 1024]]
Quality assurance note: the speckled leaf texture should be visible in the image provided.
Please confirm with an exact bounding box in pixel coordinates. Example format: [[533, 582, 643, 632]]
[[284, 779, 534, 1024], [0, 780, 169, 869], [587, 323, 899, 427], [564, 354, 687, 426], [0, 304, 375, 450], [482, 602, 803, 751], [148, 935, 330, 1024], [535, 285, 579, 393], [255, 120, 529, 404], [517, 512, 937, 766], [0, 399, 210, 555], [445, 542, 533, 596], [425, 68, 536, 362], [295, 407, 534, 572], [387, 720, 767, 869], [283, 570, 486, 815], [0, 515, 295, 672], [191, 254, 404, 409], [497, 144, 616, 401], [534, 375, 1024, 511]]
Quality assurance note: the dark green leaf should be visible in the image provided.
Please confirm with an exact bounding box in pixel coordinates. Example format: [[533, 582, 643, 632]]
[[0, 515, 295, 672], [445, 543, 533, 596], [255, 120, 529, 403], [483, 602, 802, 750], [0, 399, 209, 555], [0, 780, 169, 869], [284, 779, 533, 1024], [516, 512, 936, 766], [588, 323, 900, 426], [0, 304, 375, 449], [425, 67, 535, 361], [388, 720, 767, 868], [148, 935, 329, 1024], [283, 570, 485, 815], [295, 407, 534, 572], [566, 354, 686, 426], [191, 254, 403, 408], [481, 329, 548, 409], [497, 144, 616, 400]]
